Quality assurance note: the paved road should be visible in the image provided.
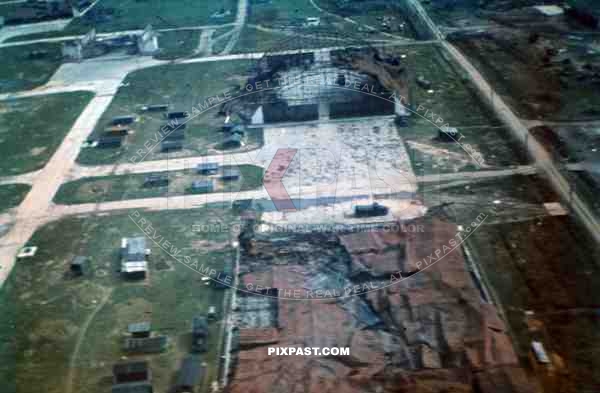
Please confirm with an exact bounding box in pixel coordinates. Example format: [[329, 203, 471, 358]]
[[0, 170, 40, 186], [43, 165, 539, 224], [0, 25, 237, 48], [0, 19, 71, 43], [0, 81, 112, 100], [0, 84, 122, 285]]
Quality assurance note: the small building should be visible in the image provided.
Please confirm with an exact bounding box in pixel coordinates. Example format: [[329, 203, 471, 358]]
[[112, 115, 137, 126], [112, 382, 153, 393], [128, 322, 151, 338], [122, 237, 147, 262], [354, 202, 389, 217], [141, 104, 169, 112], [438, 127, 459, 142], [105, 124, 130, 136], [70, 256, 87, 276], [222, 133, 242, 148], [97, 135, 123, 148], [161, 140, 183, 152], [121, 237, 149, 279], [123, 335, 168, 353], [113, 361, 151, 384], [221, 168, 241, 181], [191, 317, 208, 352], [191, 180, 214, 193], [207, 306, 217, 320], [144, 174, 169, 188], [304, 17, 321, 27], [175, 356, 205, 393], [196, 162, 219, 175], [416, 75, 432, 90], [165, 111, 189, 120]]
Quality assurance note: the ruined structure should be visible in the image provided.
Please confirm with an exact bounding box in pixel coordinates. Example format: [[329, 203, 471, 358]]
[[229, 218, 538, 393], [61, 25, 159, 62], [137, 25, 160, 56]]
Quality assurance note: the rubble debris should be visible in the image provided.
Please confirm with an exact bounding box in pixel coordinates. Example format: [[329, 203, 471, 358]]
[[229, 218, 537, 393]]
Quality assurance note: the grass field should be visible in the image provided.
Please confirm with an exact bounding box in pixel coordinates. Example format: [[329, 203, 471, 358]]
[[248, 0, 320, 26], [0, 2, 67, 24], [0, 92, 93, 175], [465, 213, 600, 391], [385, 45, 528, 175], [155, 30, 201, 60], [64, 0, 236, 34], [231, 21, 394, 53], [399, 117, 528, 176], [0, 184, 31, 213], [313, 0, 419, 38], [419, 172, 600, 391], [0, 2, 21, 18], [418, 174, 557, 221], [54, 165, 264, 204], [232, 25, 334, 53], [0, 43, 64, 94], [398, 44, 502, 127], [208, 26, 235, 54], [76, 60, 261, 166], [0, 206, 237, 393], [451, 33, 600, 121]]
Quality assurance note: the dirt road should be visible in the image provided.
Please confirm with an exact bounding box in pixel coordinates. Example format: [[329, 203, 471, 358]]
[[417, 165, 536, 183], [222, 0, 248, 54], [443, 41, 600, 243], [402, 0, 600, 243], [194, 29, 215, 56]]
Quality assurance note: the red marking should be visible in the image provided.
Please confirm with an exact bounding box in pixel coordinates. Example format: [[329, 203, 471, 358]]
[[263, 148, 297, 211]]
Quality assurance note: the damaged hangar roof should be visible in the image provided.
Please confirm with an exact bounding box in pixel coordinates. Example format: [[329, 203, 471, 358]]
[[229, 218, 538, 393]]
